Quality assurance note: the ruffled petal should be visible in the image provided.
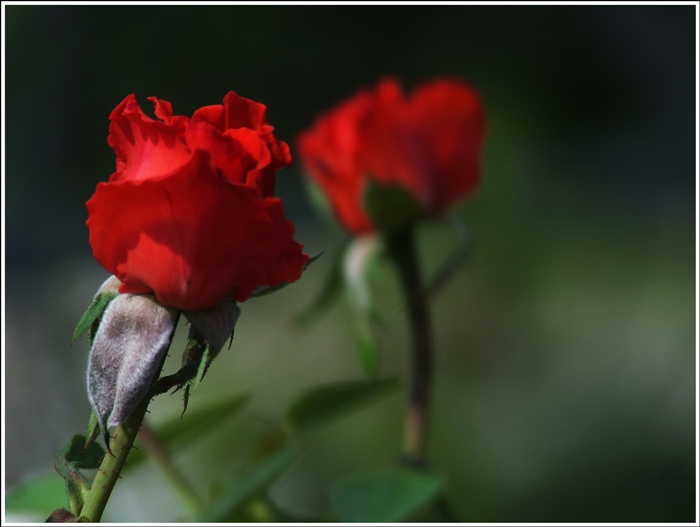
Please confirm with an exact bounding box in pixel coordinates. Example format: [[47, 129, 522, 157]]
[[185, 118, 253, 185], [87, 150, 307, 311], [108, 95, 192, 183], [147, 96, 173, 120], [223, 91, 268, 129], [191, 104, 226, 132]]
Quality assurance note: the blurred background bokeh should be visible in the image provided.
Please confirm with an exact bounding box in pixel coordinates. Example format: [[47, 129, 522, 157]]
[[4, 4, 696, 522]]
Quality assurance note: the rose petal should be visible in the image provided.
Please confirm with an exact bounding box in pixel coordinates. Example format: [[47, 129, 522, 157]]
[[223, 90, 268, 129], [192, 104, 226, 132], [108, 95, 192, 183], [356, 78, 434, 208], [185, 119, 253, 185], [297, 89, 378, 233], [87, 150, 307, 311], [147, 96, 173, 120], [296, 77, 486, 233], [406, 79, 486, 211]]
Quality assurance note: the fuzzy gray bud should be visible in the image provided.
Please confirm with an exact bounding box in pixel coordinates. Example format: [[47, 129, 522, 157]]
[[87, 294, 178, 440]]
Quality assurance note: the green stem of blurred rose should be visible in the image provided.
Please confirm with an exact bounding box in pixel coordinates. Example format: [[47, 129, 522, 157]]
[[386, 228, 433, 469]]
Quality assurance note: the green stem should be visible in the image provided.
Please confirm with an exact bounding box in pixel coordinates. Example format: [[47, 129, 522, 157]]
[[137, 420, 204, 513], [385, 228, 433, 469], [80, 397, 151, 522]]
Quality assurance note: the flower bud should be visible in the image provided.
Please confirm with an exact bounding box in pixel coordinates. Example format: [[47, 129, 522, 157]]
[[86, 294, 178, 442]]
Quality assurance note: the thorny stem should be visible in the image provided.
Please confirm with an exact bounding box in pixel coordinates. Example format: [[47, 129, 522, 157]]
[[80, 397, 151, 522], [385, 228, 433, 469], [137, 420, 204, 513]]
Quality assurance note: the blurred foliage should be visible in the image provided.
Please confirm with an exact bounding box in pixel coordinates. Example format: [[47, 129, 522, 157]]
[[4, 4, 696, 523]]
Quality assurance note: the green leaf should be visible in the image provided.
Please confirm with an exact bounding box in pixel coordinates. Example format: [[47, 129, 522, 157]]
[[6, 472, 67, 516], [355, 331, 380, 379], [71, 291, 117, 345], [198, 445, 300, 522], [125, 393, 251, 471], [293, 244, 347, 328], [287, 378, 401, 431], [304, 178, 336, 223], [343, 235, 386, 377], [54, 456, 89, 516], [84, 411, 100, 450], [60, 435, 105, 470], [343, 236, 380, 314], [332, 468, 444, 522], [364, 179, 427, 233]]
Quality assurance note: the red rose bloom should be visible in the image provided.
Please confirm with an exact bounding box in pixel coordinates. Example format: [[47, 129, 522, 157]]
[[87, 92, 308, 311], [296, 77, 486, 233]]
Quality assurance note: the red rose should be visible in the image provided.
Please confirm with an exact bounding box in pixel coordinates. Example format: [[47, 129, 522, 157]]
[[296, 77, 486, 233], [87, 92, 308, 311]]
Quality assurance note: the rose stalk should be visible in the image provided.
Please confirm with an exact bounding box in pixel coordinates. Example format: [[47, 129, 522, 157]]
[[297, 77, 486, 467], [66, 91, 308, 522]]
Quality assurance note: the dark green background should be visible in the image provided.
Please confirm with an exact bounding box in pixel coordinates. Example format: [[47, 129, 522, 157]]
[[4, 4, 696, 522]]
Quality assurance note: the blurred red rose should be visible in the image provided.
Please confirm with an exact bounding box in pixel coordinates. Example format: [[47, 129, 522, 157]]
[[87, 92, 308, 311], [297, 77, 486, 233]]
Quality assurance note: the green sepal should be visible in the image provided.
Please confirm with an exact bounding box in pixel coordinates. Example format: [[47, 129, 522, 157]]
[[84, 411, 100, 450], [71, 291, 117, 345], [53, 455, 89, 516], [60, 435, 105, 470], [364, 178, 428, 233], [180, 340, 213, 414], [250, 251, 324, 298], [179, 326, 210, 414], [148, 324, 213, 417], [331, 468, 444, 522], [192, 342, 212, 392], [287, 378, 401, 431]]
